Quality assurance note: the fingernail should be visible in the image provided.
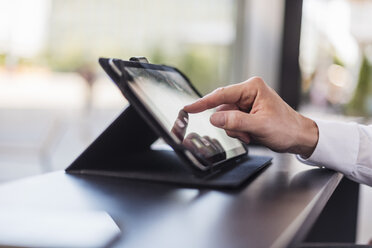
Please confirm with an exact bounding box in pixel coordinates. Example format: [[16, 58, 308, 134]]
[[210, 113, 225, 127]]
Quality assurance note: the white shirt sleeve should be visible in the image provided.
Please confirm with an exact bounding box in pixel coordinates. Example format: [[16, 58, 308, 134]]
[[297, 119, 372, 186]]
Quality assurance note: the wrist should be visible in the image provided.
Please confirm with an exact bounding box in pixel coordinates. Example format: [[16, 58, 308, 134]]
[[292, 115, 319, 158]]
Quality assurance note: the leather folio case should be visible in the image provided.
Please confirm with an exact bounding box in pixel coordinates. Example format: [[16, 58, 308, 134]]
[[65, 58, 272, 189]]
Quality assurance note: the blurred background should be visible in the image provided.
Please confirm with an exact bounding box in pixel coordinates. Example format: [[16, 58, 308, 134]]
[[1, 0, 372, 243], [0, 0, 285, 180]]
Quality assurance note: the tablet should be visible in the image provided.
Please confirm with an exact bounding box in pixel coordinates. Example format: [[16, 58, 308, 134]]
[[104, 58, 247, 172]]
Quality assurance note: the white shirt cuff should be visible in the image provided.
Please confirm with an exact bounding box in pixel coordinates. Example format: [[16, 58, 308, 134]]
[[297, 119, 359, 177]]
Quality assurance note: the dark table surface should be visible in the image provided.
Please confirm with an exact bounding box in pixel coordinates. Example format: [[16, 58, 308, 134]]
[[0, 147, 342, 248]]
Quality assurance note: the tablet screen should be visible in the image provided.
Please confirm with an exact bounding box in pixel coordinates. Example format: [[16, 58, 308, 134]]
[[123, 63, 246, 165]]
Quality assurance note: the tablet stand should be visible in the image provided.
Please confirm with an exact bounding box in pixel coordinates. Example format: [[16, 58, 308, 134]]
[[65, 57, 272, 189], [66, 104, 272, 188]]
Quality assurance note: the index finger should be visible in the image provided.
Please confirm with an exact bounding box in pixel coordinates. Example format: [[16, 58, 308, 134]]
[[183, 78, 259, 113]]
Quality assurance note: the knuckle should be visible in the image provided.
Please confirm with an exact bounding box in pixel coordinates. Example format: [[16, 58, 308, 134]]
[[251, 76, 264, 83], [216, 86, 225, 94], [216, 86, 227, 102], [250, 76, 265, 88], [214, 87, 225, 94]]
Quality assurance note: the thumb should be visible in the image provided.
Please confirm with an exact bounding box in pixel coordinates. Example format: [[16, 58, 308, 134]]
[[210, 110, 258, 132]]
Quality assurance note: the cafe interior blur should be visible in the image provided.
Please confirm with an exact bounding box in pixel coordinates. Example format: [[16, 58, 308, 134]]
[[1, 0, 372, 243]]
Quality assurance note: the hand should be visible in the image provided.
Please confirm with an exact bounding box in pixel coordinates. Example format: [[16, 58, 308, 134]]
[[184, 77, 319, 158]]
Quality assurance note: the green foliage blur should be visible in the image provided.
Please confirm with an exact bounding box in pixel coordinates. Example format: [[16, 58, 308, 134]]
[[0, 54, 6, 65], [38, 44, 230, 95], [1, 44, 230, 96], [346, 54, 372, 116]]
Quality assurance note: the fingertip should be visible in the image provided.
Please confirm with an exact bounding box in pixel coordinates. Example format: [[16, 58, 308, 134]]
[[184, 99, 207, 113], [183, 105, 197, 113], [183, 102, 196, 112], [182, 105, 191, 112]]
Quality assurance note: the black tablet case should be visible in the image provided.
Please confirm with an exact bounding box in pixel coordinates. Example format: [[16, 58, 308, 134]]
[[65, 58, 272, 189]]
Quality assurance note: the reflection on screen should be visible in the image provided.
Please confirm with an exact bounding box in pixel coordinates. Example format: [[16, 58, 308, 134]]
[[124, 65, 246, 164]]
